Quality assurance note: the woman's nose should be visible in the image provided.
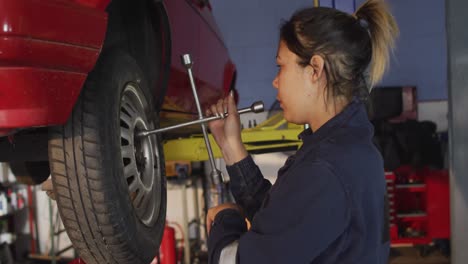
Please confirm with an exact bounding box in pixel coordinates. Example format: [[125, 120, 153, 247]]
[[272, 76, 279, 89]]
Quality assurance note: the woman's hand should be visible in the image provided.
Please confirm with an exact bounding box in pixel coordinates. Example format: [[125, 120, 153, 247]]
[[206, 203, 243, 234], [206, 91, 248, 165]]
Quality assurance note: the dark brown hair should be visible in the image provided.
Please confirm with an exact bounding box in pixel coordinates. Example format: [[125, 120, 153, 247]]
[[280, 0, 399, 102]]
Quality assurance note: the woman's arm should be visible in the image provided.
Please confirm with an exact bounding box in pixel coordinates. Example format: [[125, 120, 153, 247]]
[[208, 161, 349, 264], [226, 155, 272, 221]]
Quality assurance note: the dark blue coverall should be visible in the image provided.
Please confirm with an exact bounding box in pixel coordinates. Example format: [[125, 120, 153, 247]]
[[208, 99, 390, 263]]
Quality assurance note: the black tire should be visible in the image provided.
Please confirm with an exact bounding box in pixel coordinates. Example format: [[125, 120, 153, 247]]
[[436, 239, 451, 257], [417, 245, 433, 257], [48, 50, 166, 264], [9, 161, 50, 185]]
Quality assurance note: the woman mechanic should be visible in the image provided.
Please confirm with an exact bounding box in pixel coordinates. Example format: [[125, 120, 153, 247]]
[[205, 0, 398, 263]]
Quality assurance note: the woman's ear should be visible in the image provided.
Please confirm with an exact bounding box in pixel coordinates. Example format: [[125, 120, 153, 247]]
[[309, 55, 325, 82]]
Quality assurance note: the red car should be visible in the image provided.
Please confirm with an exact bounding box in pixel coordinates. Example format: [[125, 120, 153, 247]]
[[0, 0, 236, 263]]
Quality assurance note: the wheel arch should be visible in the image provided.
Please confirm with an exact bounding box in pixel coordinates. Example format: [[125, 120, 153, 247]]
[[224, 60, 238, 102], [102, 0, 171, 110]]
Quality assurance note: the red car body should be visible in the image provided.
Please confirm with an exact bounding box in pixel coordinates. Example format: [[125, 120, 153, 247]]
[[0, 0, 236, 136]]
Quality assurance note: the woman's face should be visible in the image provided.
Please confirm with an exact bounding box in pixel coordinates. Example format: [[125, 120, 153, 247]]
[[272, 41, 320, 124]]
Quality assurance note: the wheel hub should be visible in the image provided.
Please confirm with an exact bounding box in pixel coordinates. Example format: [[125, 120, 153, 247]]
[[119, 83, 162, 227]]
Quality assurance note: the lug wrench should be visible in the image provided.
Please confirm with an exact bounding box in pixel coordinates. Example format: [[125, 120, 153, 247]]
[[138, 54, 264, 205], [137, 101, 264, 137]]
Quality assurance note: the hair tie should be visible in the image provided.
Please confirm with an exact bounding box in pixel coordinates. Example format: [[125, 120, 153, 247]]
[[356, 17, 371, 37], [358, 18, 369, 30]]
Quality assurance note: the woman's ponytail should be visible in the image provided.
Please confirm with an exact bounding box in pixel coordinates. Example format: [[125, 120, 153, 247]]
[[354, 0, 399, 88]]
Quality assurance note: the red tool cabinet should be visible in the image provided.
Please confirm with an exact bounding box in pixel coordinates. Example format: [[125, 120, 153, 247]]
[[386, 166, 450, 247]]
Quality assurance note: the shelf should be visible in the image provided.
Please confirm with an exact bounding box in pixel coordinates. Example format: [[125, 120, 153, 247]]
[[396, 183, 425, 188], [0, 206, 28, 220], [391, 237, 432, 246], [397, 212, 427, 221], [28, 254, 69, 261], [395, 184, 426, 192]]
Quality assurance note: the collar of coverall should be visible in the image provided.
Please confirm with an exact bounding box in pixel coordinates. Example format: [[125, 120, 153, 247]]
[[298, 97, 363, 144]]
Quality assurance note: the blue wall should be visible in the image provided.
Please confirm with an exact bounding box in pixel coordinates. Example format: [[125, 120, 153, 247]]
[[357, 0, 448, 101], [210, 0, 446, 107]]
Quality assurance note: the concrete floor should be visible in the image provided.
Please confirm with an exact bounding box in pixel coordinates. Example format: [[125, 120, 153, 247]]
[[389, 247, 450, 264]]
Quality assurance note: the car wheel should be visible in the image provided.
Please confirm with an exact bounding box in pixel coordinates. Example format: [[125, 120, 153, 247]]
[[48, 50, 166, 264]]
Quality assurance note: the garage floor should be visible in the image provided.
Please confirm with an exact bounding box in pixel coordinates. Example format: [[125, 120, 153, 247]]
[[15, 247, 451, 264], [389, 247, 450, 264]]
